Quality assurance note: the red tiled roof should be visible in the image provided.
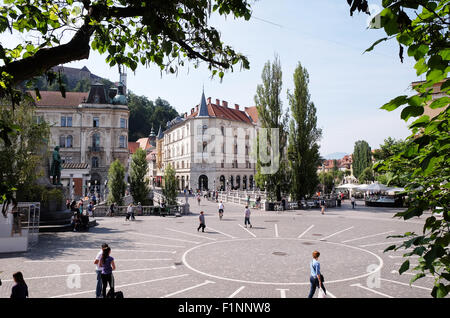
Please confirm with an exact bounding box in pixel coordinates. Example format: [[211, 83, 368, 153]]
[[27, 90, 88, 108], [186, 102, 252, 124], [128, 142, 139, 154], [245, 106, 258, 123], [136, 138, 150, 150]]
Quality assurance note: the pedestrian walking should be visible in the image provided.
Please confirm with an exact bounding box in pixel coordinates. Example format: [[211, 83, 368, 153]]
[[320, 199, 325, 215], [94, 243, 108, 298], [197, 211, 206, 232], [351, 196, 355, 209], [10, 200, 22, 237], [137, 202, 143, 215], [244, 206, 252, 228], [99, 247, 116, 298], [218, 201, 224, 220], [78, 200, 84, 215], [125, 203, 135, 221], [197, 194, 201, 206], [10, 272, 28, 299], [87, 201, 94, 217], [108, 202, 115, 217], [308, 251, 326, 298]]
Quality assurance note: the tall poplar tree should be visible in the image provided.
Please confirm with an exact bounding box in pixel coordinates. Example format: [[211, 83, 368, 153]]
[[287, 62, 322, 200], [130, 148, 150, 205], [254, 56, 289, 201], [163, 163, 178, 206], [352, 140, 372, 179], [107, 160, 126, 206]]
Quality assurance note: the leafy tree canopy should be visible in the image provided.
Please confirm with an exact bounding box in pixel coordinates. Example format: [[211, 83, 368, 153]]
[[0, 0, 251, 89], [349, 0, 449, 298], [352, 140, 372, 179], [127, 92, 179, 141]]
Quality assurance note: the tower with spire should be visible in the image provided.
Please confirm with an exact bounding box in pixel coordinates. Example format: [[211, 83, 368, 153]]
[[149, 125, 156, 147], [197, 88, 209, 117]]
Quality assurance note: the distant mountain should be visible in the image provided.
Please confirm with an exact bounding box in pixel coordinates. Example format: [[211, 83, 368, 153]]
[[323, 152, 349, 160]]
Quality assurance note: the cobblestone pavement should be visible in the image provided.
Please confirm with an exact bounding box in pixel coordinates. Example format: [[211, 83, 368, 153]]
[[0, 198, 435, 298]]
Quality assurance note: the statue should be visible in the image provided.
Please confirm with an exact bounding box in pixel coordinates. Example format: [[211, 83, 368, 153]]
[[50, 146, 62, 185]]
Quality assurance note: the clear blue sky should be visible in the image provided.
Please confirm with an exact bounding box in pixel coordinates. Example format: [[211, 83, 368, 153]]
[[4, 0, 422, 155]]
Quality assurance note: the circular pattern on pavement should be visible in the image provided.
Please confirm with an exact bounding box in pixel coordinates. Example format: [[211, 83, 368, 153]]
[[182, 238, 383, 285]]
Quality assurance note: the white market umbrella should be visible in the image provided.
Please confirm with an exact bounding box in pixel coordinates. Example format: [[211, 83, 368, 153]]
[[336, 183, 359, 198], [336, 183, 359, 189], [356, 184, 369, 191], [386, 187, 405, 195], [365, 183, 389, 192]]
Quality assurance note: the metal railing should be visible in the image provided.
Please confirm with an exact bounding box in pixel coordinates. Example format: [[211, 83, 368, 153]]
[[18, 202, 40, 248]]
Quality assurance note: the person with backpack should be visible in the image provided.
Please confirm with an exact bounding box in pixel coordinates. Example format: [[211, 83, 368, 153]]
[[218, 201, 224, 220], [308, 250, 326, 298], [197, 211, 206, 232], [94, 243, 108, 298], [244, 206, 252, 228], [125, 203, 135, 221], [10, 272, 28, 299], [99, 247, 116, 298]]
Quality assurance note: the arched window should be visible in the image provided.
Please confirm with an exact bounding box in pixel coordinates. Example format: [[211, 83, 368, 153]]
[[66, 135, 73, 148], [221, 126, 225, 136], [202, 125, 208, 135], [92, 157, 99, 168], [59, 135, 66, 148]]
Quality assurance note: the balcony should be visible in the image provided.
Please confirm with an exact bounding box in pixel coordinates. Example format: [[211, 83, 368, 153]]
[[88, 146, 104, 152]]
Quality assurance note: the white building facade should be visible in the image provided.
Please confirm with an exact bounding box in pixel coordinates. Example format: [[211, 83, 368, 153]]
[[161, 92, 259, 191]]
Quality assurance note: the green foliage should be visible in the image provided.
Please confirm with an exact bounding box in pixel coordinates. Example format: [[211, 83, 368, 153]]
[[359, 167, 374, 184], [254, 56, 290, 201], [107, 160, 126, 206], [0, 0, 252, 97], [373, 137, 409, 187], [318, 172, 334, 194], [287, 62, 322, 200], [162, 163, 178, 206], [128, 92, 179, 141], [0, 99, 50, 215], [17, 185, 64, 212], [130, 148, 150, 205], [353, 0, 450, 298], [352, 140, 372, 179], [373, 137, 406, 161]]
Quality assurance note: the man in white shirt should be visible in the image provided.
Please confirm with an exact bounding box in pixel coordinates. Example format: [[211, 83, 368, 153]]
[[94, 243, 108, 298], [218, 201, 224, 220]]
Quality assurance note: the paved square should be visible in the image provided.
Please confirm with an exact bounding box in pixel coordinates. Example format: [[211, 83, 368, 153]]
[[0, 199, 433, 298]]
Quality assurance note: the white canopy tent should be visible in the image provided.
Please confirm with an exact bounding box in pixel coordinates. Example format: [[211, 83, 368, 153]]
[[365, 183, 389, 192], [386, 187, 405, 195], [336, 183, 360, 197], [355, 184, 369, 191]]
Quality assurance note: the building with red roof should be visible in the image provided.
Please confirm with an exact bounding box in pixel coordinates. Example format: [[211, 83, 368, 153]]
[[159, 91, 258, 191]]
